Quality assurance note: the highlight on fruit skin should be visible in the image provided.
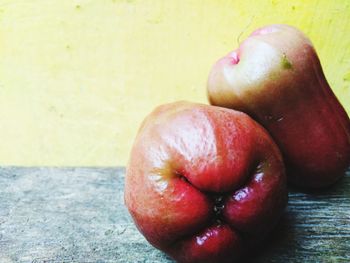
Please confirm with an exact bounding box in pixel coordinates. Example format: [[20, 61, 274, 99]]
[[207, 24, 350, 189], [125, 101, 287, 263]]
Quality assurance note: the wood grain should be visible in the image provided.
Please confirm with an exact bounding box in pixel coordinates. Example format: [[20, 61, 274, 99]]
[[0, 167, 349, 262]]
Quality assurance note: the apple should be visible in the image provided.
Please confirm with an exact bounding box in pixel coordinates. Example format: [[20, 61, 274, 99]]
[[207, 24, 350, 189], [125, 101, 287, 263]]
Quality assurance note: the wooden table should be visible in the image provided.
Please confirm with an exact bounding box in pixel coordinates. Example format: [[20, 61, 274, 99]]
[[0, 167, 349, 262]]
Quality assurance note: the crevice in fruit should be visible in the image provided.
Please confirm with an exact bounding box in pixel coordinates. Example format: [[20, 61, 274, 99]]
[[229, 160, 263, 197], [213, 195, 225, 215], [151, 160, 208, 195], [179, 174, 189, 183], [229, 51, 240, 65], [212, 194, 225, 222], [151, 160, 180, 181]]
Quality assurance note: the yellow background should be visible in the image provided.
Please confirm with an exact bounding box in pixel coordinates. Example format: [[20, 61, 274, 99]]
[[0, 0, 349, 166]]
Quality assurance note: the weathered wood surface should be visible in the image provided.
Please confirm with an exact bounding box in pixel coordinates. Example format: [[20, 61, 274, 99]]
[[0, 167, 349, 263]]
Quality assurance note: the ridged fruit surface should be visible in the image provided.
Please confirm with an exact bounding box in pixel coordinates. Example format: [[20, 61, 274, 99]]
[[125, 101, 287, 263]]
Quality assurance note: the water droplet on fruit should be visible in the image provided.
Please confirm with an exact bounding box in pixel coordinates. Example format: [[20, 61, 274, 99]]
[[264, 115, 284, 123], [215, 219, 223, 225], [264, 115, 273, 121], [233, 187, 250, 201], [196, 228, 219, 246], [212, 195, 225, 217], [196, 236, 205, 246], [254, 172, 264, 182], [213, 204, 225, 214], [214, 195, 223, 203]]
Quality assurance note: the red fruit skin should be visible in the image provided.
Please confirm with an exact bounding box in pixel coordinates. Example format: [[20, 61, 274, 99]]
[[207, 24, 350, 189], [124, 101, 287, 263]]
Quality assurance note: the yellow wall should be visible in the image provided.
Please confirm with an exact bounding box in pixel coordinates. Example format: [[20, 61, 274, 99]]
[[0, 0, 349, 166]]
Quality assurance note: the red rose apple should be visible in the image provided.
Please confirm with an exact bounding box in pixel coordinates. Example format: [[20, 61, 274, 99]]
[[125, 101, 287, 263], [207, 24, 350, 189]]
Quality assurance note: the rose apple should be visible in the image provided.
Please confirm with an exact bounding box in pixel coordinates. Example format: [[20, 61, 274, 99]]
[[125, 101, 287, 263], [207, 24, 350, 189]]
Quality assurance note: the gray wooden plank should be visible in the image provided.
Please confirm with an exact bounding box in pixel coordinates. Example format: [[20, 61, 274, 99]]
[[0, 167, 349, 263]]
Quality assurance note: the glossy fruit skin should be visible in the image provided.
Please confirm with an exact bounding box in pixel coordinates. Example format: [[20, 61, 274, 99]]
[[125, 101, 287, 263], [208, 24, 350, 189]]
